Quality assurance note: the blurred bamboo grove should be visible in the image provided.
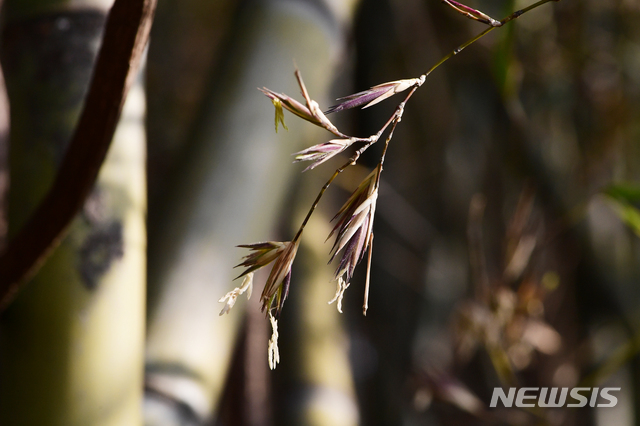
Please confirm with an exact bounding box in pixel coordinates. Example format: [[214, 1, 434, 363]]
[[0, 0, 637, 425]]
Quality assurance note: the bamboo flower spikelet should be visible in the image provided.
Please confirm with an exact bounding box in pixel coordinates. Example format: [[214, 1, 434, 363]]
[[328, 167, 379, 303], [219, 0, 560, 368], [325, 77, 423, 114], [293, 138, 355, 172], [231, 241, 300, 315]]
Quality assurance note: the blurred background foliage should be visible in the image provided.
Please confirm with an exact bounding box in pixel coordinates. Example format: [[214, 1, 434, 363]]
[[1, 0, 640, 425]]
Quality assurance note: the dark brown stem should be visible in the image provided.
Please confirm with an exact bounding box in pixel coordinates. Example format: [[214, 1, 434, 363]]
[[0, 0, 157, 310]]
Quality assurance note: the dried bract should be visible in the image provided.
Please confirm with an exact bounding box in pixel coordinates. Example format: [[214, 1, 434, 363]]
[[260, 240, 300, 316], [233, 240, 299, 316], [328, 167, 380, 284], [260, 70, 342, 136], [325, 78, 422, 114], [260, 88, 321, 128], [442, 0, 502, 27], [293, 138, 354, 171], [235, 241, 288, 278]]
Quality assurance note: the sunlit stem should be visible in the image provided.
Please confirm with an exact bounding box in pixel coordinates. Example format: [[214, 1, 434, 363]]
[[379, 97, 409, 166], [295, 68, 312, 107], [363, 233, 373, 316], [292, 82, 421, 244], [292, 138, 375, 243], [288, 0, 556, 313], [423, 0, 557, 79]]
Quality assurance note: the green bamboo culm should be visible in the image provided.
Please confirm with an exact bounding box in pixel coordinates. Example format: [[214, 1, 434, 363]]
[[0, 1, 147, 425]]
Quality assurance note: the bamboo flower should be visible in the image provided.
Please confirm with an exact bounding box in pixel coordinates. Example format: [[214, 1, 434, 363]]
[[235, 241, 288, 278], [328, 167, 379, 284], [325, 78, 422, 114], [259, 240, 300, 316], [222, 0, 558, 367], [268, 311, 280, 370], [260, 70, 342, 136], [328, 276, 350, 313], [233, 240, 300, 316], [271, 97, 288, 133], [218, 272, 253, 315], [293, 138, 354, 171], [231, 240, 298, 368], [442, 0, 502, 27], [260, 87, 321, 129]]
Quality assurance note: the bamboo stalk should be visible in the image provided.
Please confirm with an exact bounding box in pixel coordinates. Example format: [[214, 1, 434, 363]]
[[0, 2, 147, 424]]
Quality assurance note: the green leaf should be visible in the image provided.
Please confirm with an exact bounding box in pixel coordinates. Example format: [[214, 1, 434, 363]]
[[603, 183, 640, 237], [603, 182, 640, 204], [613, 203, 640, 237]]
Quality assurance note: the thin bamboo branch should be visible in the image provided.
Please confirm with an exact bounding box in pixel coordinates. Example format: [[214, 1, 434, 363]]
[[424, 0, 558, 78], [291, 0, 556, 249]]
